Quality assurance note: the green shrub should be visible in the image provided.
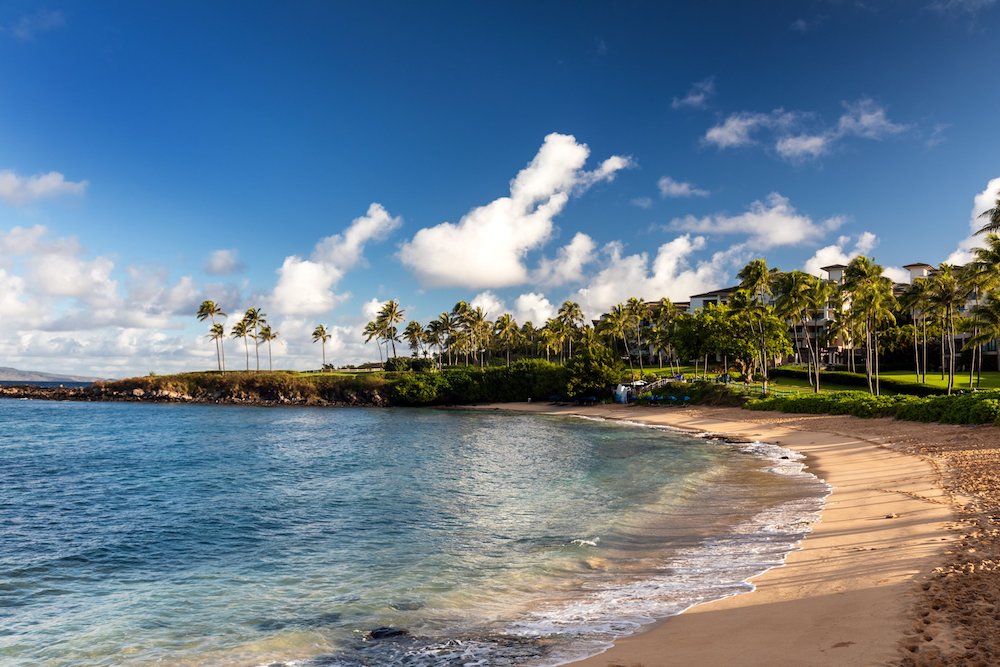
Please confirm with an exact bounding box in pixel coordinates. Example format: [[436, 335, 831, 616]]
[[768, 367, 946, 396]]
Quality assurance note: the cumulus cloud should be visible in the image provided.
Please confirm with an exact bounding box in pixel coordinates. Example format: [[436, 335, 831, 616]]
[[670, 193, 844, 250], [313, 203, 402, 269], [205, 249, 244, 275], [658, 176, 709, 198], [270, 203, 400, 315], [671, 77, 715, 110], [946, 177, 1000, 265], [802, 232, 878, 276], [928, 0, 997, 13], [533, 232, 597, 286], [573, 235, 731, 318], [0, 170, 88, 206], [399, 133, 632, 289], [631, 196, 653, 209], [513, 292, 556, 325], [706, 99, 909, 161], [470, 291, 507, 318]]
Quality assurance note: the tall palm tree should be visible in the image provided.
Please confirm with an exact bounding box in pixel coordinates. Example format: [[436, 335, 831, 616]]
[[230, 320, 251, 371], [494, 313, 520, 366], [208, 323, 226, 372], [312, 324, 331, 368], [626, 297, 648, 374], [196, 300, 226, 371], [965, 295, 1000, 365], [737, 258, 773, 381], [964, 233, 1000, 375], [378, 300, 405, 358], [242, 308, 266, 371], [774, 271, 819, 390], [403, 320, 424, 357], [599, 303, 634, 378], [258, 325, 279, 371], [843, 256, 896, 395], [899, 277, 932, 384], [557, 300, 584, 359], [363, 321, 384, 364], [928, 264, 966, 394]]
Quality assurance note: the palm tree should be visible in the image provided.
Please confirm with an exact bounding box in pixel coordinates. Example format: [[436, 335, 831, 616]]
[[976, 195, 1000, 234], [626, 297, 648, 375], [494, 313, 520, 366], [312, 324, 331, 368], [965, 295, 1000, 365], [208, 323, 226, 372], [363, 321, 384, 365], [557, 300, 584, 359], [737, 258, 773, 381], [378, 300, 405, 358], [964, 233, 1000, 376], [927, 264, 966, 394], [258, 325, 279, 371], [230, 320, 251, 371], [403, 320, 424, 357], [843, 256, 896, 395], [242, 308, 266, 371], [899, 278, 932, 383], [599, 303, 634, 378], [196, 300, 226, 371]]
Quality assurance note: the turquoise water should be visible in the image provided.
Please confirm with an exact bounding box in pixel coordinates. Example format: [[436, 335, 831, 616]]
[[0, 401, 827, 667]]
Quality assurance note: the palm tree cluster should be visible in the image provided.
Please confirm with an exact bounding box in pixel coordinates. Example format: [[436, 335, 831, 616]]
[[195, 301, 278, 372]]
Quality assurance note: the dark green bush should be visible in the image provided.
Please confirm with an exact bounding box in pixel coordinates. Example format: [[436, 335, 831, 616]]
[[748, 388, 1000, 425]]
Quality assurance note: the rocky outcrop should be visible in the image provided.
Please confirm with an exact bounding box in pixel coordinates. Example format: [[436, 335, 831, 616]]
[[0, 383, 389, 407]]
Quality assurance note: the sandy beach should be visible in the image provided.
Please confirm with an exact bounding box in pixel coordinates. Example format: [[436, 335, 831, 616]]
[[468, 403, 999, 666]]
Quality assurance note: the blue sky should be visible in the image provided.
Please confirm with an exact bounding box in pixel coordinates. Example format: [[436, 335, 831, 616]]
[[1, 0, 999, 376]]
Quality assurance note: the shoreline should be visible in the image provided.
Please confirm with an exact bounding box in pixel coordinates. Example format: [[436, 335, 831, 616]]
[[468, 403, 962, 666]]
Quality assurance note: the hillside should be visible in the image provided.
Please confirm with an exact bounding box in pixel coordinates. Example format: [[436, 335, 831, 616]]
[[0, 367, 105, 383]]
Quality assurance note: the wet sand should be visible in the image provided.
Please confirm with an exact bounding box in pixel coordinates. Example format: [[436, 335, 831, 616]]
[[469, 403, 995, 666]]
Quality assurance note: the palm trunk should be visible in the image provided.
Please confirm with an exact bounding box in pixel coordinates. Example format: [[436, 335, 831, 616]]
[[244, 337, 250, 371], [912, 311, 920, 382], [268, 341, 273, 372]]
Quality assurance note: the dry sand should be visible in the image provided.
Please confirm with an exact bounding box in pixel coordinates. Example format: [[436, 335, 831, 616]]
[[468, 403, 999, 666]]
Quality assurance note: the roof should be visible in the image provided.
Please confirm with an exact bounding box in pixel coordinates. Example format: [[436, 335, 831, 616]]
[[689, 286, 738, 299], [902, 263, 935, 270], [820, 264, 847, 271]]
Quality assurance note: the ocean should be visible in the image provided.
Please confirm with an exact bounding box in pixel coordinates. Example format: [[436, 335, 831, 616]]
[[0, 400, 828, 667]]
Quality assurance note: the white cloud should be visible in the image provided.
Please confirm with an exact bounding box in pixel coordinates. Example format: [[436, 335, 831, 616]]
[[533, 232, 597, 286], [836, 98, 909, 139], [631, 196, 653, 209], [399, 133, 632, 288], [704, 112, 777, 148], [205, 249, 244, 275], [672, 77, 715, 110], [513, 292, 556, 325], [706, 99, 909, 162], [270, 203, 399, 315], [470, 291, 507, 318], [313, 203, 402, 269], [775, 134, 831, 160], [802, 232, 879, 276], [270, 256, 347, 316], [362, 297, 385, 321], [671, 193, 844, 250], [573, 235, 730, 318], [946, 176, 1000, 264], [0, 170, 87, 206], [658, 176, 709, 198], [883, 266, 911, 284]]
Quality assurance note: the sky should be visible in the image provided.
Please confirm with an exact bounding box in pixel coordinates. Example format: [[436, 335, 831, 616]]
[[2, 0, 1000, 377]]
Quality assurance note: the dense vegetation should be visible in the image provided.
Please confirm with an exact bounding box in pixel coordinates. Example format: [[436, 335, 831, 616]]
[[748, 389, 1000, 425]]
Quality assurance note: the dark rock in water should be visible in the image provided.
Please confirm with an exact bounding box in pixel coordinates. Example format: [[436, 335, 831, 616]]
[[780, 455, 790, 459], [366, 626, 409, 640]]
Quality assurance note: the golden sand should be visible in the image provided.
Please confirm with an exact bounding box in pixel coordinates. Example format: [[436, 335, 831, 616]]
[[469, 403, 996, 666]]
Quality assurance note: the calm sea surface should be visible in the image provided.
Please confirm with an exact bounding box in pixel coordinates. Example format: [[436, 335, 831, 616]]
[[0, 400, 827, 667]]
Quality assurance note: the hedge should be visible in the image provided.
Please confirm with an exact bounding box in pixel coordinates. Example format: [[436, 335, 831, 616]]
[[747, 389, 1000, 425]]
